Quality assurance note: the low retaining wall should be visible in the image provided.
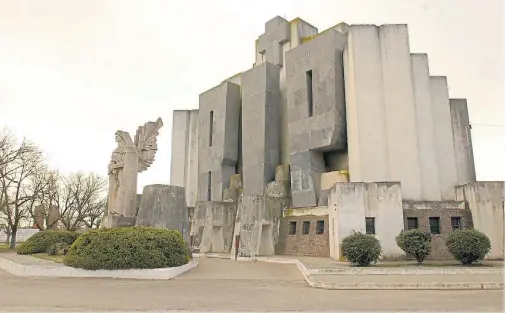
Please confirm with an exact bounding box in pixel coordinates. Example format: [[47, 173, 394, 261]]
[[0, 256, 197, 280]]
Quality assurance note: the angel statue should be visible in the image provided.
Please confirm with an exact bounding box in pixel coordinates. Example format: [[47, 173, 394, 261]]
[[103, 118, 163, 227]]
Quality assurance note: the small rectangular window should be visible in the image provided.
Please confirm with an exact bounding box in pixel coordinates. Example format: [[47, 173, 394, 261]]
[[316, 220, 324, 235], [451, 217, 461, 231], [407, 217, 418, 230], [302, 221, 310, 235], [365, 217, 375, 235], [429, 217, 440, 234], [306, 70, 314, 117], [288, 222, 296, 235]]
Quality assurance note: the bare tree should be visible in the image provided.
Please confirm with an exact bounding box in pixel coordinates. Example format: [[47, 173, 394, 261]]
[[58, 173, 107, 231], [0, 135, 45, 248], [26, 169, 61, 230]]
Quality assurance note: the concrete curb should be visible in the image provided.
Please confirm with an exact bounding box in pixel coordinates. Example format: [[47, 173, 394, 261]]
[[307, 267, 504, 275], [193, 254, 504, 290], [0, 255, 198, 280]]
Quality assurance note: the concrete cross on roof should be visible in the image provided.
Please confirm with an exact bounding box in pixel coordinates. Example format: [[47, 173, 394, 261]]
[[257, 16, 291, 66]]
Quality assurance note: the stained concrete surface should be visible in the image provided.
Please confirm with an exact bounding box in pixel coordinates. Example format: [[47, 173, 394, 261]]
[[0, 258, 503, 312]]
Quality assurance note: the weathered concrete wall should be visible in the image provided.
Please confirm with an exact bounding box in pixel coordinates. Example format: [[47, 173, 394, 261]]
[[345, 25, 423, 200], [379, 25, 422, 200], [456, 182, 504, 260], [255, 17, 318, 165], [328, 183, 367, 260], [411, 54, 441, 201], [365, 182, 405, 259], [285, 29, 347, 208], [198, 201, 237, 254], [236, 195, 289, 257], [136, 184, 191, 255], [344, 26, 390, 184], [198, 81, 241, 201], [170, 111, 190, 188], [169, 110, 199, 207], [430, 76, 458, 200], [403, 200, 472, 260], [328, 182, 405, 260], [241, 62, 280, 196], [450, 99, 476, 185]]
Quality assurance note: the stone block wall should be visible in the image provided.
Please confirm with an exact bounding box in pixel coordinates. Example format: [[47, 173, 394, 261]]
[[277, 215, 329, 257], [402, 200, 472, 260]]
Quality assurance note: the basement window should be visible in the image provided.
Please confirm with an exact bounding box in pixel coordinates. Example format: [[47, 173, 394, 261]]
[[316, 220, 324, 235], [451, 217, 461, 231], [429, 217, 441, 234], [302, 221, 310, 235], [365, 217, 375, 235], [407, 217, 418, 230], [289, 222, 297, 235]]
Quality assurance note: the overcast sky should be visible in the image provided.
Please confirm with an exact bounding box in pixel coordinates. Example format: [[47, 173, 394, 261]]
[[0, 0, 503, 192]]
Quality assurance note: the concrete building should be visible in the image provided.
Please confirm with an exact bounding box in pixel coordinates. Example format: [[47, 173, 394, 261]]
[[170, 16, 504, 260]]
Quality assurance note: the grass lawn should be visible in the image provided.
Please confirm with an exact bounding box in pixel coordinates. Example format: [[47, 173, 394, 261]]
[[31, 253, 65, 263], [0, 243, 15, 253]]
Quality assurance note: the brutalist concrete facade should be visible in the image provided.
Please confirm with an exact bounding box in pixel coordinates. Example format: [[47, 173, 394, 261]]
[[169, 16, 503, 261], [241, 62, 281, 197], [198, 81, 241, 202]]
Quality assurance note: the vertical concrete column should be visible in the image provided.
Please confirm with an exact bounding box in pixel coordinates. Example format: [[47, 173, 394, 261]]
[[170, 111, 191, 187], [185, 110, 199, 207], [344, 25, 390, 183], [430, 77, 458, 200], [198, 81, 241, 201], [170, 110, 200, 207], [241, 62, 281, 196], [450, 99, 477, 185], [411, 54, 441, 200], [378, 25, 422, 200]]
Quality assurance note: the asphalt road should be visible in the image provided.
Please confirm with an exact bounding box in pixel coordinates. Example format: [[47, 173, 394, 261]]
[[0, 258, 502, 312]]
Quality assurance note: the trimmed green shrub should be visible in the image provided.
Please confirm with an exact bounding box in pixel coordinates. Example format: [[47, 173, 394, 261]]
[[341, 231, 381, 266], [396, 229, 432, 263], [446, 229, 491, 265], [64, 227, 190, 270], [16, 230, 79, 255], [46, 242, 70, 256]]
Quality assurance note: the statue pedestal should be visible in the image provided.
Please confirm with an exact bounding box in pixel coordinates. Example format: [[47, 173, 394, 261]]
[[101, 215, 136, 228], [136, 184, 191, 256]]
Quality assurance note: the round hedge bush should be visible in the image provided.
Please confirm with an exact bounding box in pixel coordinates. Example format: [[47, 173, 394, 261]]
[[396, 229, 432, 263], [16, 230, 79, 255], [341, 231, 381, 266], [63, 227, 190, 270], [446, 229, 491, 265], [47, 242, 70, 256]]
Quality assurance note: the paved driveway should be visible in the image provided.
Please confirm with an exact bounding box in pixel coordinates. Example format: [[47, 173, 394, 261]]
[[0, 258, 502, 312]]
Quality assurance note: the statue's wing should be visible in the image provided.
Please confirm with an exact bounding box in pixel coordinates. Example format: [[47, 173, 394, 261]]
[[134, 118, 163, 173]]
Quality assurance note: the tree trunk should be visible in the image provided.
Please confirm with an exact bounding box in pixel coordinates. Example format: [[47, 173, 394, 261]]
[[9, 230, 17, 249]]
